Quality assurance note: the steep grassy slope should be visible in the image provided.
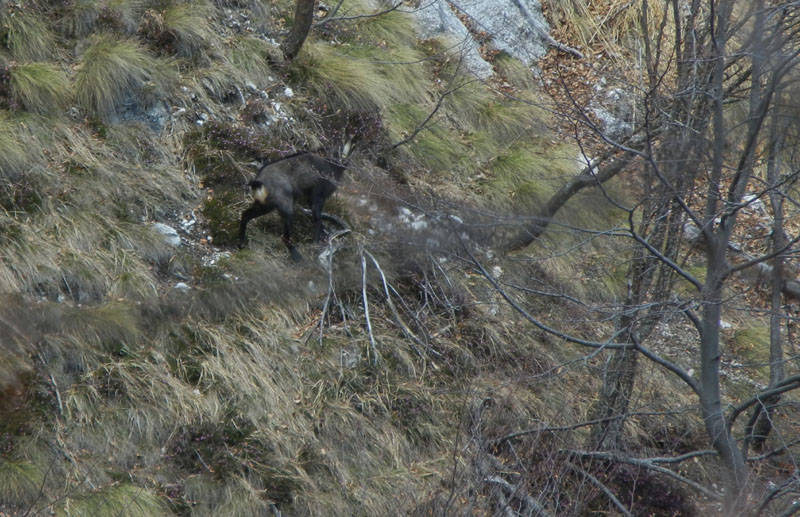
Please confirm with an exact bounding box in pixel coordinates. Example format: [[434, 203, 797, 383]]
[[0, 0, 740, 515]]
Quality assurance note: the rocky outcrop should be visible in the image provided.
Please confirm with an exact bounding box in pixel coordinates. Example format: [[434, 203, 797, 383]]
[[410, 0, 552, 78]]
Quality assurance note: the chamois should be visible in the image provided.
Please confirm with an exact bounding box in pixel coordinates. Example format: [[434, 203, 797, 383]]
[[238, 140, 353, 261]]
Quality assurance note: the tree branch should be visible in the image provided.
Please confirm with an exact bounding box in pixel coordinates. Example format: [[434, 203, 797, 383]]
[[564, 450, 722, 500], [728, 374, 800, 426]]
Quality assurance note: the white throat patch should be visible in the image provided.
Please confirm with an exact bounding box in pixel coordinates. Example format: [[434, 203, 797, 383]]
[[253, 185, 268, 203]]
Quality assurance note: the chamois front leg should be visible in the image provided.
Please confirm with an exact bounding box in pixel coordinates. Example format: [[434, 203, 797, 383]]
[[238, 203, 272, 248]]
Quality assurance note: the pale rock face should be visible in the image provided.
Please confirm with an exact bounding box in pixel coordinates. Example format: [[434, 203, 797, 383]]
[[410, 0, 550, 78]]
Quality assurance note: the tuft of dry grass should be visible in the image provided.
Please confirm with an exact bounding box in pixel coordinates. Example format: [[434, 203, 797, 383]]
[[55, 484, 168, 517], [289, 39, 397, 114], [225, 35, 276, 87], [0, 111, 32, 182], [139, 1, 217, 58], [545, 0, 673, 65], [0, 8, 56, 61], [0, 460, 44, 508], [75, 34, 171, 121], [9, 62, 70, 116]]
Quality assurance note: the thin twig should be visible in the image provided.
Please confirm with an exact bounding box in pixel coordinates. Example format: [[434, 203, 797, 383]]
[[564, 461, 633, 517], [484, 475, 552, 517], [363, 249, 427, 357], [564, 450, 721, 500], [360, 248, 379, 364], [316, 228, 348, 347]]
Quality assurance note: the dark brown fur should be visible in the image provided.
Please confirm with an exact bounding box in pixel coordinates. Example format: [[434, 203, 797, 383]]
[[238, 146, 351, 261]]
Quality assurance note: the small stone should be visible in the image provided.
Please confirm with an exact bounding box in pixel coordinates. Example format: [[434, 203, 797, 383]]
[[152, 222, 181, 246]]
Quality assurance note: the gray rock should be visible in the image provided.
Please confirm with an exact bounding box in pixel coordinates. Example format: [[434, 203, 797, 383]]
[[591, 85, 635, 140], [412, 1, 494, 78], [117, 97, 170, 132], [410, 0, 551, 78], [683, 222, 701, 243], [152, 222, 181, 247], [453, 0, 550, 63], [340, 344, 361, 369]]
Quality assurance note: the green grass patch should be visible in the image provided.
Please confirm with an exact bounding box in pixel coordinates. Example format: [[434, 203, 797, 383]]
[[484, 143, 557, 205], [730, 325, 770, 383], [385, 103, 469, 174], [461, 130, 500, 163], [297, 3, 431, 111], [345, 43, 431, 106], [445, 79, 497, 129], [675, 263, 706, 296], [446, 80, 538, 140], [351, 5, 417, 48], [9, 62, 70, 116], [411, 125, 469, 173]]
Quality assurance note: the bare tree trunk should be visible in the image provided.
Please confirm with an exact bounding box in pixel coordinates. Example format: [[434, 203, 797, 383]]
[[746, 95, 786, 454], [588, 0, 704, 451], [281, 0, 316, 61], [697, 0, 748, 505], [699, 240, 748, 504], [588, 315, 638, 450]]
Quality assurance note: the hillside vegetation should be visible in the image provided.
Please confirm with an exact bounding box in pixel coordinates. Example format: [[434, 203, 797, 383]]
[[1, 0, 797, 515]]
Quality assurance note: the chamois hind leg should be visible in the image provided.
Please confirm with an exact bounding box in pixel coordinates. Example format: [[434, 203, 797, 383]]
[[310, 185, 334, 242], [238, 202, 273, 248], [278, 209, 303, 262]]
